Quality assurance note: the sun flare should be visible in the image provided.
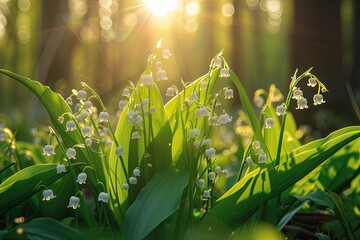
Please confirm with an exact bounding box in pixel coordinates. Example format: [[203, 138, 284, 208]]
[[145, 0, 177, 17]]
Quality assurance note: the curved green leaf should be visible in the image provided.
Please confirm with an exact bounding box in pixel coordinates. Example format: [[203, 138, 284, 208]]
[[164, 68, 221, 167], [122, 166, 189, 240], [0, 164, 67, 215], [108, 78, 172, 224], [24, 218, 90, 240], [194, 126, 360, 236], [0, 69, 106, 185]]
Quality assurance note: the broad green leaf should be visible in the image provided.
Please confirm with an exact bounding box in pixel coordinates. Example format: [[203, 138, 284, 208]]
[[109, 77, 172, 224], [164, 68, 221, 166], [282, 139, 360, 212], [0, 69, 107, 196], [30, 173, 76, 220], [0, 164, 67, 215], [23, 218, 90, 240], [229, 70, 260, 139], [122, 166, 189, 240], [194, 126, 360, 236]]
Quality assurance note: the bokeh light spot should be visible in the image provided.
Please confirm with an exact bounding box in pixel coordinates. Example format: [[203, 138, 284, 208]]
[[222, 3, 235, 17], [100, 16, 113, 30], [246, 0, 259, 9], [17, 0, 31, 12]]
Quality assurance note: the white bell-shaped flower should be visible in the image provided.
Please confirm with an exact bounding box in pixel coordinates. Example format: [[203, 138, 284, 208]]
[[82, 126, 91, 137], [42, 189, 56, 201], [219, 68, 230, 77], [66, 97, 73, 105], [115, 146, 124, 156], [193, 140, 201, 150], [133, 167, 141, 177], [122, 183, 129, 190], [213, 56, 222, 68], [76, 113, 88, 123], [122, 88, 131, 97], [218, 113, 232, 125], [296, 97, 309, 110], [43, 145, 55, 156], [200, 81, 208, 90], [56, 164, 67, 174], [149, 106, 156, 114], [292, 89, 303, 100], [66, 148, 76, 159], [208, 171, 216, 181], [85, 139, 92, 147], [307, 77, 317, 87], [142, 98, 149, 106], [163, 49, 172, 59], [131, 131, 140, 139], [156, 69, 168, 81], [189, 91, 198, 102], [203, 190, 211, 198], [215, 166, 221, 174], [276, 105, 287, 116], [197, 179, 205, 187], [76, 172, 87, 184], [189, 129, 200, 139], [129, 176, 137, 185], [246, 156, 253, 165], [66, 120, 76, 132], [142, 74, 154, 88], [195, 107, 210, 118], [99, 111, 109, 123], [265, 118, 275, 129], [106, 140, 113, 147], [77, 90, 87, 100], [67, 196, 81, 209], [205, 148, 216, 159], [201, 139, 211, 148], [98, 192, 109, 203], [208, 116, 218, 126], [258, 152, 267, 164], [313, 94, 325, 106], [83, 101, 92, 111], [224, 89, 234, 99], [252, 141, 260, 150], [119, 100, 128, 110], [166, 87, 175, 97]]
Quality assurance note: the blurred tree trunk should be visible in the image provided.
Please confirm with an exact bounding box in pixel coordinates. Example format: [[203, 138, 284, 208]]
[[351, 1, 360, 93], [292, 0, 354, 131], [37, 0, 76, 94], [231, 0, 242, 76]]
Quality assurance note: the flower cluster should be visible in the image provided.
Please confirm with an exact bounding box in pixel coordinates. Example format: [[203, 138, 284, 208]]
[[251, 140, 267, 164], [291, 76, 326, 110]]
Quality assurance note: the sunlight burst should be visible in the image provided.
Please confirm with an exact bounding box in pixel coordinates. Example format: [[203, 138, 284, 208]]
[[145, 0, 177, 17]]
